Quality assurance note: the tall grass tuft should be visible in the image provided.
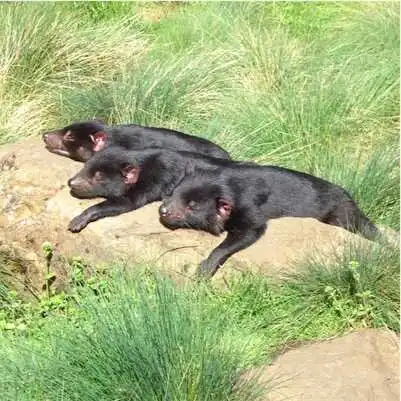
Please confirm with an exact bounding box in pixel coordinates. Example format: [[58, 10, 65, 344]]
[[218, 6, 399, 164], [0, 274, 261, 401], [58, 49, 237, 143], [0, 3, 146, 144], [208, 241, 399, 358], [283, 242, 400, 332]]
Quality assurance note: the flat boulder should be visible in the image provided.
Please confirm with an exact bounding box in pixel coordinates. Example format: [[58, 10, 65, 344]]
[[0, 137, 369, 289], [252, 329, 399, 401]]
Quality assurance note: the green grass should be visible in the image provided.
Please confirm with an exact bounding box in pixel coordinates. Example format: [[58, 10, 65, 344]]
[[0, 241, 398, 400], [0, 275, 263, 401], [0, 2, 145, 144], [58, 48, 237, 132], [209, 242, 400, 358]]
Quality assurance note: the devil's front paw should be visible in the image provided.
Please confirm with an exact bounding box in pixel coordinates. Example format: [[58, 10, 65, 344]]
[[195, 260, 216, 280], [68, 214, 89, 233]]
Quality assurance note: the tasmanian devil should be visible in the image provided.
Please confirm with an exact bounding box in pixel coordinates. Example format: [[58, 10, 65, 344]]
[[42, 119, 230, 162], [67, 147, 243, 233], [158, 164, 381, 278]]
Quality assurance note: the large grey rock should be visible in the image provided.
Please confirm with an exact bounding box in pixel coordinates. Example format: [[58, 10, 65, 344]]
[[0, 137, 368, 289], [250, 329, 399, 401]]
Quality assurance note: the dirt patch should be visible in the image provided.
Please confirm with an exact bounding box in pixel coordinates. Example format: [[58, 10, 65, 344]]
[[248, 329, 400, 401]]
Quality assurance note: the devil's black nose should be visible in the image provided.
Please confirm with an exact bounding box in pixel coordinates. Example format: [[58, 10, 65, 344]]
[[42, 133, 48, 140], [68, 177, 75, 187], [159, 205, 168, 216]]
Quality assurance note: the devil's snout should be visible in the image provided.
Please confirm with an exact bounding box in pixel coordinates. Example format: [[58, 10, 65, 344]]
[[159, 204, 168, 216], [68, 176, 82, 188]]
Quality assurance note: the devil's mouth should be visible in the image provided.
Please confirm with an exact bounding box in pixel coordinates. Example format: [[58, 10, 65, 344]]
[[45, 146, 71, 157], [69, 189, 93, 199], [159, 217, 180, 230]]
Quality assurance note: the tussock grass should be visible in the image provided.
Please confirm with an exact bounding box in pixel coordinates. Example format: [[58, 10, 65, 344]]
[[283, 243, 400, 332], [0, 275, 262, 401], [207, 242, 399, 358], [58, 49, 237, 136], [0, 3, 146, 144]]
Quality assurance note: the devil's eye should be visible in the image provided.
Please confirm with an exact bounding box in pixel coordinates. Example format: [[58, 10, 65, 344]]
[[93, 171, 105, 182], [187, 200, 197, 210]]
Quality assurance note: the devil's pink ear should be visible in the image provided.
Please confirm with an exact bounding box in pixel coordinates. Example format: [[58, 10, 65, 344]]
[[121, 165, 140, 185], [90, 131, 107, 152], [63, 130, 75, 142], [216, 198, 233, 218]]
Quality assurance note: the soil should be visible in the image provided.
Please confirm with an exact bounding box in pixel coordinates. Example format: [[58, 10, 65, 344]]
[[247, 329, 400, 401]]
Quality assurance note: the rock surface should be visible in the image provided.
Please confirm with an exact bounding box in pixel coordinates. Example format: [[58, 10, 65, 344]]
[[0, 137, 370, 289], [251, 329, 399, 401]]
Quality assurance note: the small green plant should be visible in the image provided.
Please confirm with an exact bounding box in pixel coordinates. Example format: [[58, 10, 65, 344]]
[[38, 291, 70, 318], [0, 252, 108, 333], [69, 256, 86, 287], [42, 241, 55, 301], [0, 289, 29, 332], [323, 260, 374, 327], [284, 243, 400, 332], [69, 257, 111, 296]]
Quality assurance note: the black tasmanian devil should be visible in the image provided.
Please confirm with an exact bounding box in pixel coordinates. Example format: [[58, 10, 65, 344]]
[[42, 119, 230, 162], [158, 163, 383, 278], [67, 147, 243, 233]]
